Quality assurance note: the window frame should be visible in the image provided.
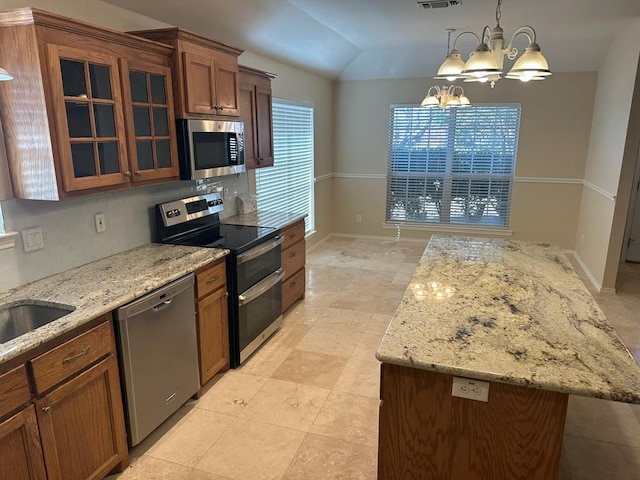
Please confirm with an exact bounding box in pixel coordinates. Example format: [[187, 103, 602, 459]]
[[386, 102, 521, 230], [255, 98, 315, 234]]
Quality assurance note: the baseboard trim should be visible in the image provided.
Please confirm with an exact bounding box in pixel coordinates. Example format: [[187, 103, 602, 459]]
[[569, 250, 615, 293], [331, 232, 428, 243]]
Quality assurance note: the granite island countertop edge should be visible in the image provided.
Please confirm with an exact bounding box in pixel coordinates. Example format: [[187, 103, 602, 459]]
[[0, 243, 229, 367], [375, 235, 640, 405], [222, 210, 307, 230]]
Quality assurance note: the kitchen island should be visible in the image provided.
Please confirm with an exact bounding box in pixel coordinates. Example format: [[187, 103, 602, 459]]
[[376, 235, 640, 480]]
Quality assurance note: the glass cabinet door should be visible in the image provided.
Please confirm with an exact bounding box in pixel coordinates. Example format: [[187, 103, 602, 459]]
[[122, 62, 179, 182], [48, 45, 129, 192]]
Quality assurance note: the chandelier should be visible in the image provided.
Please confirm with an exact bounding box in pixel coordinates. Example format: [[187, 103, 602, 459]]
[[421, 85, 470, 109], [435, 0, 551, 88]]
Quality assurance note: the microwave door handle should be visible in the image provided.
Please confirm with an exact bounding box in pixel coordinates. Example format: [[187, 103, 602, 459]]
[[238, 269, 285, 306], [237, 235, 284, 264]]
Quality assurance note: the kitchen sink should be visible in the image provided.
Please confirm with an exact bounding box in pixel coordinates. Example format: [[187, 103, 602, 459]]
[[0, 302, 75, 344]]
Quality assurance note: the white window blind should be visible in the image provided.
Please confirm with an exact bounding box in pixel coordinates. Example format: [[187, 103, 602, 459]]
[[387, 104, 520, 227], [256, 101, 314, 233]]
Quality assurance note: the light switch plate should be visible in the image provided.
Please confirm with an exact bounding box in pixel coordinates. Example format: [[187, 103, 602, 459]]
[[94, 213, 106, 233], [21, 227, 44, 252], [452, 376, 490, 402]]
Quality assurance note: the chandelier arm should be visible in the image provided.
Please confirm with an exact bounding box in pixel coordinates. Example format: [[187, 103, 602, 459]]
[[481, 26, 493, 45], [427, 86, 441, 96], [502, 27, 536, 60], [452, 31, 482, 50]]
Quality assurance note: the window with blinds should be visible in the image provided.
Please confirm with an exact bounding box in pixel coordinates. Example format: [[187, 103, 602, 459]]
[[255, 101, 315, 233], [387, 104, 520, 227]]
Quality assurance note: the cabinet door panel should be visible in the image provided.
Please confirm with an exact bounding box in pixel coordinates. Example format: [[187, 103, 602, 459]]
[[255, 84, 274, 167], [214, 59, 240, 116], [239, 82, 257, 168], [0, 406, 47, 480], [197, 287, 229, 385], [35, 356, 127, 480], [183, 52, 216, 115], [48, 44, 129, 192], [121, 61, 179, 182]]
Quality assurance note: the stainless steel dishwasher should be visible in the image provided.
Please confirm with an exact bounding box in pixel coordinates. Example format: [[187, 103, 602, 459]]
[[115, 274, 199, 446]]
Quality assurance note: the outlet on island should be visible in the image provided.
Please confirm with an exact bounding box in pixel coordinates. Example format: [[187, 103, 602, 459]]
[[452, 376, 489, 402]]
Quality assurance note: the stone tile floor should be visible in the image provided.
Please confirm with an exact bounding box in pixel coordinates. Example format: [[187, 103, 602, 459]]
[[107, 236, 640, 480]]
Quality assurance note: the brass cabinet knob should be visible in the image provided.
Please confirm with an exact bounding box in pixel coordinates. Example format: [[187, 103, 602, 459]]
[[124, 171, 131, 177], [42, 406, 51, 414]]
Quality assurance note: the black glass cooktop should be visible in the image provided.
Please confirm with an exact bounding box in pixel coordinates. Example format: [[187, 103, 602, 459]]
[[168, 224, 278, 254]]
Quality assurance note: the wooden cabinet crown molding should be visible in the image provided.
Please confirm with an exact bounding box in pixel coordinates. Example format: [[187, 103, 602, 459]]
[[238, 65, 276, 80], [0, 7, 174, 55], [127, 27, 243, 57]]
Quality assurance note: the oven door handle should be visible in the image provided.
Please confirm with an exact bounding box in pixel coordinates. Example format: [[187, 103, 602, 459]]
[[238, 269, 284, 306], [237, 235, 284, 265]]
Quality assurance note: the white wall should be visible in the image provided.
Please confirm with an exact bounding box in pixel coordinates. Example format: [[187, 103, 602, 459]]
[[574, 18, 640, 290], [0, 0, 333, 290], [332, 72, 597, 248]]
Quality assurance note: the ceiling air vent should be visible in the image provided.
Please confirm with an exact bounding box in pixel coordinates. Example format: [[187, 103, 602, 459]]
[[417, 0, 462, 9]]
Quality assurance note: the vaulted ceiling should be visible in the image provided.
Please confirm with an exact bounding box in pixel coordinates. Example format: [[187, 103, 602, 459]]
[[104, 0, 640, 80]]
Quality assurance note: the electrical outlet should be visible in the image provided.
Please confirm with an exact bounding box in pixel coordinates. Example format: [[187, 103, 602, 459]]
[[94, 213, 106, 233], [452, 376, 489, 402], [356, 214, 362, 223]]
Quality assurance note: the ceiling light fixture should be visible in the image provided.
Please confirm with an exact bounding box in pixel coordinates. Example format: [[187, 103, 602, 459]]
[[435, 0, 551, 88], [421, 84, 471, 109], [0, 67, 12, 81]]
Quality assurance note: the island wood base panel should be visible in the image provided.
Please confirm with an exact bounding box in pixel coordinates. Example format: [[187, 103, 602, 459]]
[[378, 364, 569, 480]]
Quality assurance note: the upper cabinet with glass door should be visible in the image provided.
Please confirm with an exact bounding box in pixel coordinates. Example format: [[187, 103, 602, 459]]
[[0, 8, 179, 200], [128, 28, 243, 119]]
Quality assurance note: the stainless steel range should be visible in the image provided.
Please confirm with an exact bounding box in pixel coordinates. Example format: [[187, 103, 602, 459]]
[[155, 193, 283, 367]]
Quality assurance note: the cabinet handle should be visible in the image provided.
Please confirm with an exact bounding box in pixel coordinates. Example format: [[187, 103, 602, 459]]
[[135, 170, 142, 176], [206, 276, 220, 284], [225, 292, 229, 298], [42, 406, 51, 414], [218, 106, 224, 112], [62, 346, 90, 365], [124, 171, 132, 178]]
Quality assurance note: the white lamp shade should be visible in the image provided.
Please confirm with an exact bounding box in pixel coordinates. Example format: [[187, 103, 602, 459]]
[[507, 44, 551, 78], [421, 95, 440, 107], [459, 95, 471, 106], [435, 50, 465, 80], [462, 44, 502, 78], [0, 67, 13, 81]]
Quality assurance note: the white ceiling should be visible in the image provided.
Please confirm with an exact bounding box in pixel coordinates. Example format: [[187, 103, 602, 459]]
[[103, 0, 640, 80]]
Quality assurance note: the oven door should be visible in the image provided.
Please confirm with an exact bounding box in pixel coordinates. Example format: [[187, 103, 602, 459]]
[[238, 269, 284, 363], [236, 235, 283, 292]]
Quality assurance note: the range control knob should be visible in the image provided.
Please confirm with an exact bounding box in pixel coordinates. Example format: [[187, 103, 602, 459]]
[[174, 209, 181, 217], [207, 200, 215, 207], [166, 210, 175, 218]]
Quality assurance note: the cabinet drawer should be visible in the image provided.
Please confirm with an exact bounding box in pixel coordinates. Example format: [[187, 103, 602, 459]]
[[30, 321, 114, 394], [282, 268, 305, 313], [196, 260, 227, 298], [281, 220, 305, 251], [0, 365, 31, 419], [282, 240, 305, 282]]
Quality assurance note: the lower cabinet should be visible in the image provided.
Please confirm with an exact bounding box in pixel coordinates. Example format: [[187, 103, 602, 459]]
[[0, 406, 47, 480], [195, 259, 229, 386], [35, 356, 127, 480], [0, 316, 128, 480], [281, 219, 306, 313]]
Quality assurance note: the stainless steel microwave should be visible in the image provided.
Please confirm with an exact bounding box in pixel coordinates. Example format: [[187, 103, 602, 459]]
[[176, 119, 245, 180]]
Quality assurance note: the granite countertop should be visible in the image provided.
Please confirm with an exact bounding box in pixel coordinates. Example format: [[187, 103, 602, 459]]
[[376, 235, 640, 404], [222, 210, 306, 230], [0, 243, 228, 367]]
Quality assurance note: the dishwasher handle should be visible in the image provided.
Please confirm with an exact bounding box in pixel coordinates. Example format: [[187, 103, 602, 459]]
[[152, 298, 173, 312]]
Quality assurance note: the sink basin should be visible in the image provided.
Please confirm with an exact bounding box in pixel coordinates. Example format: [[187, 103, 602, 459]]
[[0, 302, 75, 344]]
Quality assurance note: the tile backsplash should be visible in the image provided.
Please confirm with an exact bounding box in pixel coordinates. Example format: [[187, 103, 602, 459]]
[[0, 174, 249, 291]]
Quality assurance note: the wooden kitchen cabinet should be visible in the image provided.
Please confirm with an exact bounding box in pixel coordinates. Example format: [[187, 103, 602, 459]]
[[281, 219, 306, 313], [239, 66, 275, 169], [195, 259, 230, 385], [0, 315, 128, 480], [129, 28, 243, 119], [0, 8, 179, 200], [35, 356, 127, 480], [0, 406, 47, 480]]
